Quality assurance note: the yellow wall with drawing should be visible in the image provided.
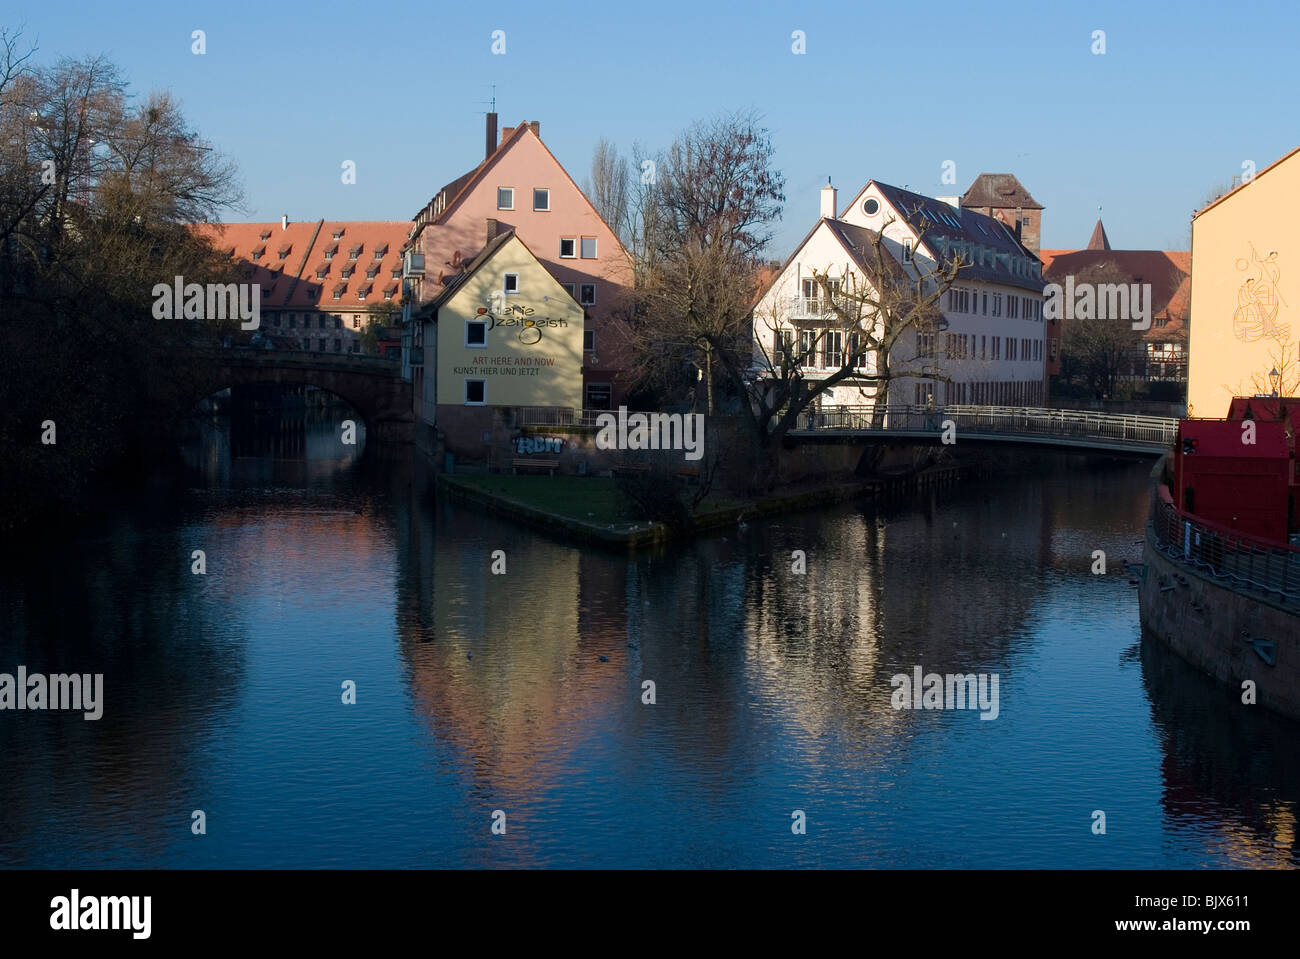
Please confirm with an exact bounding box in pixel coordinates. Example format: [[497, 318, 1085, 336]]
[[436, 235, 585, 409], [1188, 147, 1300, 418]]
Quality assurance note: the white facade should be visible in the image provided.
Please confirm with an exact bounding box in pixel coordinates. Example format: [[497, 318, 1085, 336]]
[[753, 180, 1048, 410]]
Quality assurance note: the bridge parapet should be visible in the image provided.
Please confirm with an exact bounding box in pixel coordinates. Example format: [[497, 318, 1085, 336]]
[[795, 404, 1178, 451]]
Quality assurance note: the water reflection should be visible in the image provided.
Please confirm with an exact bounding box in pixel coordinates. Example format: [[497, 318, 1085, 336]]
[[0, 414, 1296, 867]]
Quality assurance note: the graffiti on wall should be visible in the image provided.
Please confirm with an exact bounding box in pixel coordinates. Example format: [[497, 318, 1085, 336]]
[[515, 436, 566, 455]]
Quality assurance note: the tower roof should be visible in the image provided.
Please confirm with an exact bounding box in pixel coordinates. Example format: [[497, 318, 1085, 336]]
[[1086, 219, 1111, 251], [959, 173, 1043, 210]]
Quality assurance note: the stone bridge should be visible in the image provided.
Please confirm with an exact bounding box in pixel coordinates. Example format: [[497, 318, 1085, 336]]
[[190, 347, 413, 443]]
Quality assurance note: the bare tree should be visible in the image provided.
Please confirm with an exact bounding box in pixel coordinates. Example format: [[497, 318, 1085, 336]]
[[583, 137, 629, 245], [624, 111, 785, 417], [1058, 261, 1146, 399]]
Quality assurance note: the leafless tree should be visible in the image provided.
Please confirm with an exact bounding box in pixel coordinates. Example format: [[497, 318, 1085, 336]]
[[583, 137, 629, 245]]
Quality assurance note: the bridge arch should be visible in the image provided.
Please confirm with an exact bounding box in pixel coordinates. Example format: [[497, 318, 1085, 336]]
[[186, 349, 413, 443]]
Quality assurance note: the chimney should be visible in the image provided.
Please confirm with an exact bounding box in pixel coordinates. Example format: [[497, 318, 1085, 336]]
[[501, 126, 515, 143], [485, 112, 498, 160], [528, 120, 540, 137], [820, 178, 837, 218], [486, 218, 499, 242], [281, 214, 288, 231]]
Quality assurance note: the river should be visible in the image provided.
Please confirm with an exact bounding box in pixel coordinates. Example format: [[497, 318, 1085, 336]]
[[1, 401, 1296, 868]]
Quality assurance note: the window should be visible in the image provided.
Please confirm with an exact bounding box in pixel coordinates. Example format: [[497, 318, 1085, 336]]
[[342, 267, 353, 279], [335, 317, 341, 329], [823, 330, 843, 368], [302, 338, 310, 349], [862, 197, 880, 216], [465, 379, 486, 405], [273, 313, 281, 328], [559, 238, 576, 258], [586, 382, 612, 410], [562, 282, 577, 298], [353, 316, 361, 330], [849, 332, 867, 367], [580, 237, 597, 259], [466, 320, 488, 347], [334, 338, 341, 352], [902, 239, 913, 264], [981, 336, 987, 360], [799, 330, 817, 366], [325, 248, 335, 261], [776, 330, 795, 366], [503, 273, 519, 294], [584, 330, 595, 352], [289, 315, 297, 329], [982, 293, 989, 315], [533, 188, 550, 211], [497, 187, 514, 210], [319, 338, 327, 351], [579, 284, 596, 305]]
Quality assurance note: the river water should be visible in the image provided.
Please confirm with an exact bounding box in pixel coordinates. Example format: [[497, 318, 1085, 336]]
[[1, 403, 1296, 868]]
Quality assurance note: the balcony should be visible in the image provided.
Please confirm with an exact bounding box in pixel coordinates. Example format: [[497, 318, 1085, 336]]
[[786, 296, 839, 319]]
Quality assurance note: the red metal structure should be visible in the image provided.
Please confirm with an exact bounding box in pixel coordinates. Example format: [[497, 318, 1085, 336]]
[[1172, 402, 1292, 544]]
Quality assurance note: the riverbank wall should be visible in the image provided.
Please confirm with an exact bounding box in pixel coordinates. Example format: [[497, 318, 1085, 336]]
[[1138, 457, 1300, 722]]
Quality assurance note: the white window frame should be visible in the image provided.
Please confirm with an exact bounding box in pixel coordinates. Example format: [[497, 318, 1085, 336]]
[[559, 237, 577, 259], [465, 319, 488, 348], [580, 237, 597, 259], [533, 188, 550, 212], [464, 379, 487, 406], [497, 187, 514, 210]]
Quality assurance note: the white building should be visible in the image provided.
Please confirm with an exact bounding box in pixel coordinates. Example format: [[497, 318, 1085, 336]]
[[752, 179, 1047, 411]]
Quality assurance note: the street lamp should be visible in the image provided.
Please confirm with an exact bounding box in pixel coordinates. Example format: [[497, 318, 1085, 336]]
[[1269, 367, 1280, 397]]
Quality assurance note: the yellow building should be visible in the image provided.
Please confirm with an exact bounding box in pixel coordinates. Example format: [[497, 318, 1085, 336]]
[[415, 228, 584, 452], [1188, 144, 1300, 418]]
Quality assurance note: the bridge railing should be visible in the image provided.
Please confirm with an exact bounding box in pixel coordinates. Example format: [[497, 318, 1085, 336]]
[[796, 404, 1179, 447], [1149, 493, 1300, 608]]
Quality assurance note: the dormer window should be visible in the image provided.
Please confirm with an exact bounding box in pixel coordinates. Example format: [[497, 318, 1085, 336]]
[[373, 243, 388, 259], [251, 246, 265, 261], [278, 244, 291, 259], [366, 265, 377, 279], [341, 266, 354, 279], [259, 230, 271, 241], [349, 244, 362, 260], [324, 245, 337, 261], [332, 229, 344, 240]]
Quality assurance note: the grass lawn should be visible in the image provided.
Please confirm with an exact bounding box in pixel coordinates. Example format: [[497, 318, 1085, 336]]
[[447, 474, 750, 527]]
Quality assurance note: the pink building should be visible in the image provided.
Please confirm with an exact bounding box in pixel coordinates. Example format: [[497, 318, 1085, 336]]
[[405, 115, 633, 428]]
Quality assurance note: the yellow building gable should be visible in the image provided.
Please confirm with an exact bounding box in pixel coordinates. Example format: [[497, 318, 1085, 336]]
[[1188, 145, 1300, 418], [435, 233, 585, 409]]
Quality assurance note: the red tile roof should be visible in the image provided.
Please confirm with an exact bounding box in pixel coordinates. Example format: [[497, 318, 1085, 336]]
[[192, 219, 409, 310]]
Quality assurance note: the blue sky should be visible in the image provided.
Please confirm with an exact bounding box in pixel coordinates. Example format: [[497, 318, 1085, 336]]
[[10, 0, 1299, 255]]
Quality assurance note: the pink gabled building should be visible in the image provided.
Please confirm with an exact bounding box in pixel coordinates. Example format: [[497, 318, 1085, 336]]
[[404, 114, 633, 431]]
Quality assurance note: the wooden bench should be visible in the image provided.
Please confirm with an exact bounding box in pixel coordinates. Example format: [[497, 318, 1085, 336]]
[[512, 458, 559, 475], [612, 463, 651, 477]]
